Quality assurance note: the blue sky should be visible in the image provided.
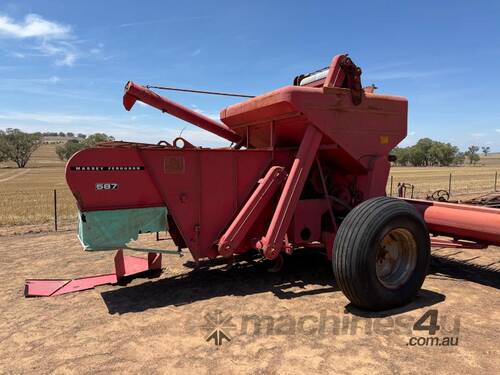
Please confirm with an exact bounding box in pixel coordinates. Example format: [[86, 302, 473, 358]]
[[0, 1, 499, 150]]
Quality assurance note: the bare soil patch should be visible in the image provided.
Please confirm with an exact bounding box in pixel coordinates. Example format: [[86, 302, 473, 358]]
[[0, 230, 498, 374]]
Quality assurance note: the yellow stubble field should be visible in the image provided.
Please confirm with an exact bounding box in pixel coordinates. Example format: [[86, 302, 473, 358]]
[[0, 143, 499, 228]]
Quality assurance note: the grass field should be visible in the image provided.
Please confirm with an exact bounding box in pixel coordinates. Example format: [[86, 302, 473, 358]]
[[0, 142, 499, 227], [0, 143, 75, 227], [388, 162, 500, 198]]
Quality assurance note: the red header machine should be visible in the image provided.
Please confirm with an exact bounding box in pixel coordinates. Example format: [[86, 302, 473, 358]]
[[65, 55, 500, 310]]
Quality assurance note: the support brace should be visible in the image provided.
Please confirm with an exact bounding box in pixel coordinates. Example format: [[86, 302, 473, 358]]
[[259, 126, 323, 259], [218, 166, 287, 256]]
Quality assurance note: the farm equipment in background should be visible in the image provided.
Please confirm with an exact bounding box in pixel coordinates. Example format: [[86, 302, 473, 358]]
[[460, 192, 500, 208], [25, 54, 500, 311], [397, 182, 415, 198]]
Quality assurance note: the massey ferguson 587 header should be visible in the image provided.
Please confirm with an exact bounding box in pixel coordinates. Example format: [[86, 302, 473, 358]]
[[64, 54, 500, 310]]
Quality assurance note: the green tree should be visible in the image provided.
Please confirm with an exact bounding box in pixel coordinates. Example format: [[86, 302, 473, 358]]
[[452, 152, 465, 165], [481, 146, 490, 157], [56, 139, 85, 160], [412, 138, 434, 166], [465, 145, 480, 165], [84, 133, 115, 146], [0, 128, 43, 168], [0, 130, 7, 162], [55, 133, 115, 161], [428, 142, 459, 166], [392, 147, 412, 166], [407, 145, 425, 166], [391, 138, 464, 167]]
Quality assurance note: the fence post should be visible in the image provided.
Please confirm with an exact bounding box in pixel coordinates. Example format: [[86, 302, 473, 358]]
[[448, 173, 452, 196], [390, 175, 393, 197], [53, 189, 58, 231], [495, 171, 498, 192]]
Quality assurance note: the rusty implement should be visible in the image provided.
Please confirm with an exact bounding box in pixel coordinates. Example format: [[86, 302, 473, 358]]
[[25, 250, 162, 297], [461, 192, 500, 209], [37, 53, 500, 311]]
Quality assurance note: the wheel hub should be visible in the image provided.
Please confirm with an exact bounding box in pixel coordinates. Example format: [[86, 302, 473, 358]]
[[376, 228, 418, 289]]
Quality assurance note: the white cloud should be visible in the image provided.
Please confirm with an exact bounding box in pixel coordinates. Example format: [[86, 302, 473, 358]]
[[496, 129, 500, 133], [34, 39, 78, 67], [0, 13, 81, 66], [56, 51, 77, 66], [0, 14, 70, 39]]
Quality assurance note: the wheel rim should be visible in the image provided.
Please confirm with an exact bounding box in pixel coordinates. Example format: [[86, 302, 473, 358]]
[[375, 228, 418, 289]]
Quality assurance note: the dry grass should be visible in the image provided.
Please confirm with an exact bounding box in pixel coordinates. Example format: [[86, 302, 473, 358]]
[[0, 143, 76, 226], [0, 143, 499, 227], [387, 163, 500, 198]]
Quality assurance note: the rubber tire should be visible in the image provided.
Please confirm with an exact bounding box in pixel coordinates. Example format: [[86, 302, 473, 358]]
[[333, 196, 430, 311]]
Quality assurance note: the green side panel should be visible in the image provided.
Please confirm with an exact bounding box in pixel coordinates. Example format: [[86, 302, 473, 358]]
[[78, 207, 168, 251]]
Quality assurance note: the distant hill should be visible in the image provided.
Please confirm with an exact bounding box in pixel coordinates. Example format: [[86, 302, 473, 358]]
[[27, 142, 65, 167], [42, 136, 85, 144], [482, 153, 500, 167]]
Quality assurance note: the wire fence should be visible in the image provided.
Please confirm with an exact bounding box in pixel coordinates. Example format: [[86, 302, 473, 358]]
[[0, 170, 498, 230], [0, 189, 77, 228], [386, 171, 498, 198]]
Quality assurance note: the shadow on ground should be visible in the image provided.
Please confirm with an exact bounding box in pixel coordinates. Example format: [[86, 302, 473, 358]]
[[429, 253, 500, 289], [345, 289, 446, 318], [346, 253, 500, 318], [102, 250, 337, 315], [102, 249, 490, 316]]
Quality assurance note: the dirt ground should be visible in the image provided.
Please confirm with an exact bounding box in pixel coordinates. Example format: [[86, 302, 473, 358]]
[[0, 230, 498, 374]]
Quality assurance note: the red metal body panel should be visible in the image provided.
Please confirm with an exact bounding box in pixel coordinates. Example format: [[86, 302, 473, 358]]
[[220, 87, 407, 164], [323, 54, 347, 88], [25, 251, 161, 297], [289, 199, 331, 244], [64, 54, 499, 268], [67, 146, 293, 260], [66, 147, 163, 211]]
